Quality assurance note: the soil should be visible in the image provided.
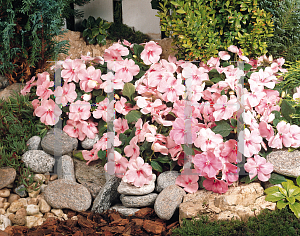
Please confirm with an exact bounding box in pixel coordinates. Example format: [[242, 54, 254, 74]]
[[3, 208, 180, 236]]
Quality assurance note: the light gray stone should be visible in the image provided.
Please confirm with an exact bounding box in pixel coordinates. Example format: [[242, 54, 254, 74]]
[[14, 185, 27, 197], [26, 136, 42, 150], [41, 128, 78, 156], [117, 174, 156, 196], [0, 215, 11, 231], [81, 134, 100, 149], [57, 155, 76, 182], [92, 176, 121, 214], [21, 150, 55, 173], [156, 171, 180, 193], [120, 193, 158, 208], [154, 184, 186, 220], [110, 204, 140, 217], [0, 167, 16, 189], [44, 179, 91, 212], [266, 149, 300, 177]]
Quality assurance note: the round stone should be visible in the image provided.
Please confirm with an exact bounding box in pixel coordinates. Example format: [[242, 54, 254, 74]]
[[0, 167, 16, 190], [21, 150, 55, 173], [120, 193, 158, 208]]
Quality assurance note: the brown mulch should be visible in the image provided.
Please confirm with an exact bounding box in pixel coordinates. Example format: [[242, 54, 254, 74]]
[[2, 208, 180, 236]]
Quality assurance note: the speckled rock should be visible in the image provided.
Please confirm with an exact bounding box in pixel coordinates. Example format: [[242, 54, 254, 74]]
[[26, 136, 42, 150], [0, 215, 11, 231], [41, 128, 78, 156], [57, 155, 76, 182], [44, 179, 91, 212], [21, 150, 55, 173], [92, 176, 122, 214], [156, 171, 180, 193], [81, 134, 100, 149], [110, 204, 141, 217], [0, 167, 16, 190], [266, 149, 300, 177], [117, 174, 156, 196], [14, 185, 27, 198], [154, 184, 186, 220], [26, 204, 40, 216], [120, 193, 158, 208]]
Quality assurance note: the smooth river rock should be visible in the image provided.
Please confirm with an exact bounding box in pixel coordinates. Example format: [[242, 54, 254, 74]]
[[0, 167, 16, 189], [21, 150, 55, 173]]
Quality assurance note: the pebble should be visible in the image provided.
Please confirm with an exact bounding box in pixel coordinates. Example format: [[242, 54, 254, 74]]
[[41, 128, 78, 156], [154, 184, 186, 220], [39, 199, 51, 213], [3, 202, 10, 211], [0, 167, 16, 190], [28, 189, 40, 198], [14, 185, 27, 198], [26, 205, 40, 216], [8, 201, 24, 213], [81, 134, 100, 149], [0, 215, 11, 231], [92, 176, 122, 214], [27, 198, 39, 205], [34, 174, 46, 183], [0, 209, 5, 215], [26, 136, 42, 150], [10, 213, 26, 226], [25, 216, 39, 228], [44, 179, 91, 212], [110, 204, 141, 217], [21, 150, 55, 173], [156, 171, 180, 192], [8, 194, 20, 203], [0, 189, 10, 198], [57, 155, 76, 182], [120, 193, 158, 208], [117, 174, 156, 196], [17, 198, 27, 207]]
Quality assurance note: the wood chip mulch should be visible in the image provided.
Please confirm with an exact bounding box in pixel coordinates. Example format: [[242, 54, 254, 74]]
[[2, 208, 180, 236]]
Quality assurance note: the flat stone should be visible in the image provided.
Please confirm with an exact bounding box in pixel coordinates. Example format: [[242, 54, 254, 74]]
[[26, 136, 42, 150], [57, 155, 76, 182], [80, 134, 100, 149], [266, 149, 300, 177], [92, 176, 121, 214], [0, 167, 16, 189], [154, 184, 186, 220], [120, 193, 158, 208], [155, 171, 179, 193], [21, 150, 55, 173], [41, 128, 78, 156], [110, 204, 141, 217], [44, 179, 91, 212], [117, 174, 156, 196]]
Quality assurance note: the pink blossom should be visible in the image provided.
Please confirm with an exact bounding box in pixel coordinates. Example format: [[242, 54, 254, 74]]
[[175, 169, 199, 193], [93, 98, 115, 122], [182, 66, 209, 86], [193, 151, 223, 178], [54, 82, 77, 106], [115, 97, 135, 116], [135, 119, 149, 142], [158, 75, 185, 103], [104, 151, 129, 178], [124, 136, 140, 159], [80, 118, 98, 139], [100, 72, 124, 92], [207, 57, 220, 67], [34, 99, 62, 126], [221, 162, 240, 185], [61, 59, 86, 83], [63, 119, 86, 141], [36, 72, 50, 87], [114, 58, 140, 82], [203, 178, 228, 194], [258, 121, 274, 141], [152, 142, 168, 155], [268, 121, 293, 149], [290, 125, 300, 148], [244, 155, 273, 181], [69, 100, 91, 121], [82, 149, 98, 165], [78, 66, 102, 92], [194, 128, 223, 152], [213, 95, 238, 121], [36, 80, 54, 100], [122, 156, 153, 187], [21, 76, 37, 95], [114, 118, 129, 136], [93, 133, 122, 151], [169, 118, 197, 145], [238, 128, 262, 157], [218, 51, 231, 60], [140, 41, 162, 65], [220, 139, 238, 163], [166, 136, 183, 161], [227, 45, 239, 53]]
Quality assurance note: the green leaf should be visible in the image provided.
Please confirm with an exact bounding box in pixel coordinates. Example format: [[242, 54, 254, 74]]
[[133, 44, 144, 58], [119, 133, 127, 144], [98, 119, 107, 136], [122, 83, 136, 100], [277, 200, 288, 210], [151, 160, 163, 172], [243, 63, 252, 71], [271, 110, 281, 119], [156, 155, 170, 163], [97, 150, 107, 160], [72, 151, 85, 161], [289, 186, 300, 197], [211, 120, 233, 137], [170, 1, 181, 7], [96, 34, 106, 45], [297, 176, 300, 187], [268, 173, 287, 185], [92, 28, 99, 37], [279, 187, 288, 196], [125, 110, 142, 123], [230, 118, 237, 127], [96, 95, 105, 103], [93, 89, 102, 96], [287, 196, 296, 204], [289, 202, 300, 218], [282, 179, 295, 191], [181, 144, 195, 156], [83, 28, 90, 38], [265, 192, 286, 202], [176, 9, 186, 14], [281, 99, 296, 121], [240, 175, 258, 184]]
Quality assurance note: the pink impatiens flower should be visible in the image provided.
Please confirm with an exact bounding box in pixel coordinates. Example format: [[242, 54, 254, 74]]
[[175, 169, 199, 193], [122, 156, 153, 187], [244, 155, 273, 181], [104, 151, 129, 178], [194, 128, 223, 152], [69, 100, 91, 121], [20, 76, 37, 96], [203, 178, 228, 194], [169, 118, 197, 145], [34, 99, 62, 126], [61, 59, 86, 83], [238, 128, 262, 157], [82, 149, 98, 165], [268, 121, 293, 149], [193, 151, 223, 178], [53, 82, 77, 106], [63, 119, 86, 141], [78, 66, 102, 92], [36, 80, 54, 100], [114, 58, 140, 83], [140, 41, 162, 65]]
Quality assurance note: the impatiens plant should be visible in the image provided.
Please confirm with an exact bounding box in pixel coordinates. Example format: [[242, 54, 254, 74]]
[[20, 39, 300, 196]]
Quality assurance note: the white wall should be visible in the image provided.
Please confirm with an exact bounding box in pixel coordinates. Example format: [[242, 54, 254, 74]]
[[122, 0, 161, 40]]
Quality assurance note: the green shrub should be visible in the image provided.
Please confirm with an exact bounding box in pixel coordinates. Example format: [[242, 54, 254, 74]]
[[0, 0, 69, 84], [157, 0, 274, 62], [258, 0, 300, 62]]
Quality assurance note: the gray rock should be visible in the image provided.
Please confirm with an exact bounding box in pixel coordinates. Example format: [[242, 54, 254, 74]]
[[0, 75, 10, 89], [73, 158, 106, 198], [156, 171, 180, 193], [117, 174, 156, 196], [110, 204, 140, 217], [81, 134, 100, 149], [57, 155, 76, 182], [41, 128, 78, 156], [26, 136, 42, 150], [0, 215, 11, 231], [266, 149, 300, 177], [0, 83, 23, 103], [91, 176, 121, 214], [21, 150, 55, 173], [154, 184, 186, 220], [14, 185, 27, 197], [44, 179, 91, 212], [120, 193, 158, 208], [0, 167, 16, 189]]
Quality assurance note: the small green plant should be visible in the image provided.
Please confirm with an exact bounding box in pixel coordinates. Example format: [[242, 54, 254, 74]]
[[82, 16, 111, 45], [264, 176, 300, 218]]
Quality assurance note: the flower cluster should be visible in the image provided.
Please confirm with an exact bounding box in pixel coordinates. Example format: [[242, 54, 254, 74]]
[[20, 40, 300, 194]]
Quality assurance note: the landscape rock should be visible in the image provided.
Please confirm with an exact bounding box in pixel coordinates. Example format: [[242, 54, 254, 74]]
[[156, 171, 180, 193], [28, 189, 40, 198], [80, 134, 100, 149], [0, 75, 10, 89], [0, 189, 10, 198], [44, 179, 91, 212], [7, 194, 20, 204], [57, 155, 76, 182], [25, 216, 40, 228], [41, 128, 78, 156], [120, 193, 158, 208], [0, 168, 16, 190], [14, 185, 27, 198], [26, 205, 40, 216], [92, 176, 122, 214], [110, 204, 140, 217], [8, 201, 24, 213], [38, 199, 51, 213], [154, 185, 186, 220], [0, 215, 11, 231], [117, 174, 156, 196], [21, 150, 55, 173], [0, 83, 23, 103], [33, 174, 46, 183], [26, 136, 42, 150]]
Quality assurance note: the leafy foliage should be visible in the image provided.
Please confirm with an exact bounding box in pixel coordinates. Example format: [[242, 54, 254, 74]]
[[157, 0, 274, 62]]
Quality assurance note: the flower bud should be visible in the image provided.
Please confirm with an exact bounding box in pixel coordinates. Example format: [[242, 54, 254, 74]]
[[81, 93, 92, 101]]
